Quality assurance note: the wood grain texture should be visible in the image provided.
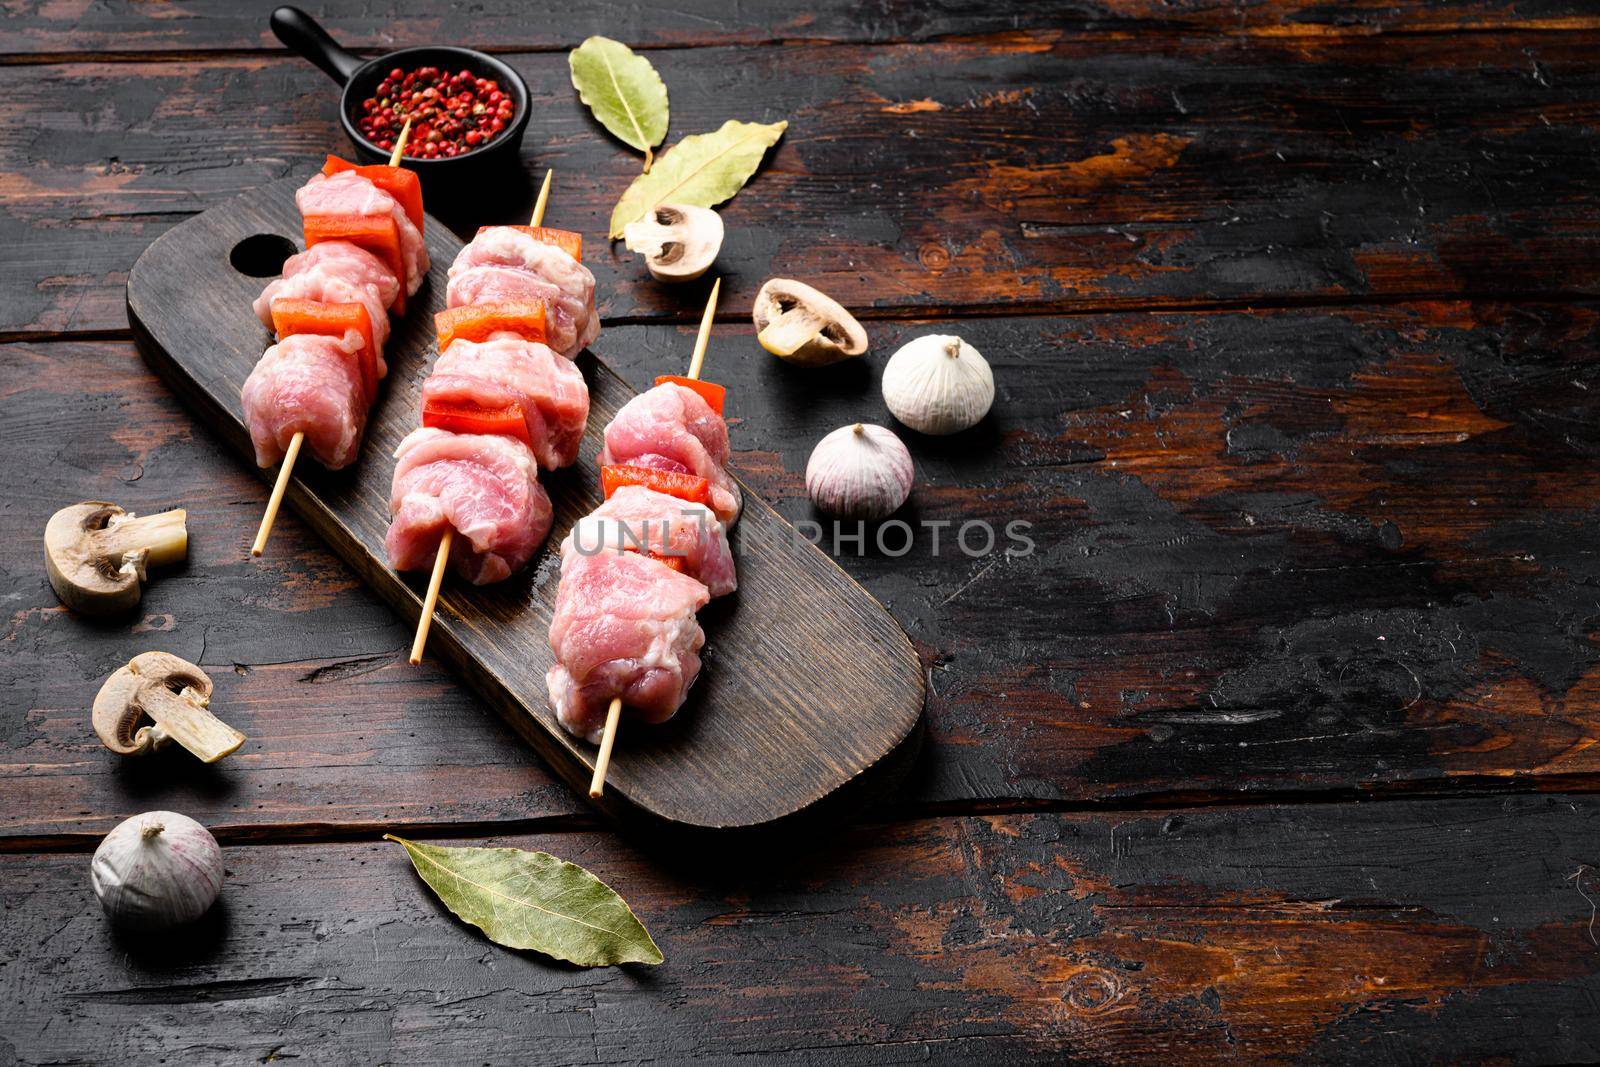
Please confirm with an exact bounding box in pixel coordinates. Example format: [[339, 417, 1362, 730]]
[[7, 29, 1600, 334], [7, 298, 1600, 840], [1, 0, 1595, 56], [8, 3, 1600, 1058], [609, 301, 1600, 809], [126, 180, 924, 831], [5, 797, 1600, 1063]]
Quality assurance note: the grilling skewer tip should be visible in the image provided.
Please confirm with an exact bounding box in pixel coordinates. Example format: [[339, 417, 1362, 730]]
[[253, 118, 414, 557]]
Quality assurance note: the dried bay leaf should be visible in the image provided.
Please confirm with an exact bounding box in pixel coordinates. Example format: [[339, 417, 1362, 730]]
[[385, 835, 663, 967], [569, 36, 670, 171], [609, 119, 788, 238]]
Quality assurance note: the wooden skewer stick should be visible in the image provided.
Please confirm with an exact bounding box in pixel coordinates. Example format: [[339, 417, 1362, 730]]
[[409, 167, 554, 664], [390, 117, 413, 164], [589, 278, 722, 799], [252, 122, 415, 558], [250, 431, 302, 556], [408, 530, 452, 664], [588, 698, 623, 798], [530, 168, 553, 227], [687, 276, 720, 380]]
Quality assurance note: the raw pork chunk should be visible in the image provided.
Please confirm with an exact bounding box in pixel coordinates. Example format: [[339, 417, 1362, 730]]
[[446, 227, 599, 358], [422, 336, 589, 469], [564, 485, 736, 597], [241, 331, 367, 469], [546, 549, 710, 742], [598, 382, 742, 526], [253, 240, 400, 363], [297, 170, 429, 296], [386, 427, 552, 584]]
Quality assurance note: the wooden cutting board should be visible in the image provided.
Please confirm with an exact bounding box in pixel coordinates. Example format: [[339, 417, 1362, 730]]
[[125, 178, 924, 831]]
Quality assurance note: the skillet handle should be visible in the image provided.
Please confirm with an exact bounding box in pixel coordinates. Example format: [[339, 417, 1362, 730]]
[[270, 6, 364, 84]]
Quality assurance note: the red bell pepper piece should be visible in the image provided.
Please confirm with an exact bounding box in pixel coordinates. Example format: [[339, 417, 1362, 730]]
[[269, 298, 378, 403], [434, 302, 548, 350], [601, 464, 713, 507], [420, 396, 532, 447], [321, 156, 425, 236], [303, 213, 408, 314], [477, 224, 583, 262], [654, 374, 726, 416]]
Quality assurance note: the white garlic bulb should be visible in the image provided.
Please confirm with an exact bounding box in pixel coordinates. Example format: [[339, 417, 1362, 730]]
[[806, 423, 914, 519], [882, 334, 995, 435], [90, 811, 223, 930]]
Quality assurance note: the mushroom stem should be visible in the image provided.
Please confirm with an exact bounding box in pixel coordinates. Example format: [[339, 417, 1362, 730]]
[[757, 305, 828, 357], [93, 653, 244, 764], [135, 684, 244, 764], [623, 221, 671, 260], [753, 278, 868, 366], [128, 681, 241, 764], [104, 509, 189, 569]]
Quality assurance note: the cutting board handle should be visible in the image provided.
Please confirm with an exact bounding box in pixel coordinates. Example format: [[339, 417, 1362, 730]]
[[270, 6, 363, 85]]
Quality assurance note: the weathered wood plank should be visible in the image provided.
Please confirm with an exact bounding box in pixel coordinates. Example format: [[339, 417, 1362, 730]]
[[6, 30, 1600, 333], [610, 301, 1600, 809], [4, 798, 1599, 1063], [3, 0, 1595, 57], [5, 297, 1600, 838]]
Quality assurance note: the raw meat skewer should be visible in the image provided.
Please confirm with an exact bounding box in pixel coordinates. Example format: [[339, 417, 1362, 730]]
[[252, 121, 412, 556], [409, 169, 555, 665], [589, 277, 720, 799]]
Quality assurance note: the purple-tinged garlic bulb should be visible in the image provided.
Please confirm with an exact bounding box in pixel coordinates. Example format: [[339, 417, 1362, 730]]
[[805, 423, 913, 519], [90, 811, 223, 930]]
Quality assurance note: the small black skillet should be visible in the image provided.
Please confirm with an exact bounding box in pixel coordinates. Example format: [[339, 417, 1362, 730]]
[[270, 6, 531, 189]]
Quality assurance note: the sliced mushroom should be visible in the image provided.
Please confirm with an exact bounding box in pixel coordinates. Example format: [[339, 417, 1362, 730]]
[[752, 278, 868, 367], [93, 652, 244, 764], [44, 502, 187, 616], [623, 204, 724, 282]]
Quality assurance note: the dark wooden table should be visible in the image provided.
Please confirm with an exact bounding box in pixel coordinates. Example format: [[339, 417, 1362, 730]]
[[6, 3, 1600, 1062]]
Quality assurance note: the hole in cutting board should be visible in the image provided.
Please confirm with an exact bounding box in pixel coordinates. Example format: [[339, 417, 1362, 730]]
[[229, 233, 298, 277]]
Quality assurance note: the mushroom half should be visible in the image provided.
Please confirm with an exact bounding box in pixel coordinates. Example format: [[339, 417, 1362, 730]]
[[93, 652, 245, 763], [45, 502, 187, 616], [623, 204, 724, 282], [752, 278, 868, 367]]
